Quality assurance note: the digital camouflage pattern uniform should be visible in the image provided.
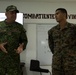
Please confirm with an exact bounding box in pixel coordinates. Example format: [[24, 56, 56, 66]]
[[0, 20, 28, 75], [48, 22, 76, 75]]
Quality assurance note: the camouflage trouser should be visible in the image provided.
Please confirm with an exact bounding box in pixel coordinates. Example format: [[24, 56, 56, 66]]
[[0, 67, 21, 75], [52, 54, 76, 75], [0, 51, 21, 75], [52, 68, 76, 75]]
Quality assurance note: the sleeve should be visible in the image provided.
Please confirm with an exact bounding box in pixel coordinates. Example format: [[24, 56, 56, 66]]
[[48, 29, 54, 54], [19, 26, 28, 50]]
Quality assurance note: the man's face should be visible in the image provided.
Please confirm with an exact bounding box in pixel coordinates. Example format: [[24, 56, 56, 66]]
[[55, 10, 65, 22], [6, 11, 17, 22]]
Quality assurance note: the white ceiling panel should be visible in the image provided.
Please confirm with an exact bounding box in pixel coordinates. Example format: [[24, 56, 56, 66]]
[[1, 0, 76, 2]]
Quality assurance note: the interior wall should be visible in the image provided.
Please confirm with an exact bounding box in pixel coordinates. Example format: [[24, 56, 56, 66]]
[[0, 1, 76, 75]]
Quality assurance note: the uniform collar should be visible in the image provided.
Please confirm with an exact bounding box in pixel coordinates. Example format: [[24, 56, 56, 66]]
[[4, 19, 15, 25], [57, 22, 70, 30]]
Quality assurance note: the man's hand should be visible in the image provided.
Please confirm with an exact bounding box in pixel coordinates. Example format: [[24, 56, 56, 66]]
[[0, 42, 8, 53], [15, 43, 24, 54]]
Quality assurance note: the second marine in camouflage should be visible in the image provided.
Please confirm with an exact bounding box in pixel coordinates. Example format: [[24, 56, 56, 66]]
[[48, 8, 76, 75]]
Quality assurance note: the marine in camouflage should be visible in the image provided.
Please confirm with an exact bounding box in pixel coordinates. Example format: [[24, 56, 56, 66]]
[[48, 22, 76, 75], [0, 20, 28, 75]]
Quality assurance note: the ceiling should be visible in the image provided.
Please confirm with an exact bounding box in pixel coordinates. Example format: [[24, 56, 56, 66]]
[[1, 0, 76, 2], [24, 0, 76, 1]]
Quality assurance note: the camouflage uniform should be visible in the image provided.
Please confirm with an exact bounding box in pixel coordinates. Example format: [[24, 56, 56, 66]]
[[48, 22, 76, 75], [0, 20, 28, 75]]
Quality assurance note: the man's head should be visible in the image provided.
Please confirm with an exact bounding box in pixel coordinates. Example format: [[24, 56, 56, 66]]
[[55, 8, 68, 22], [6, 5, 19, 13], [5, 5, 19, 23]]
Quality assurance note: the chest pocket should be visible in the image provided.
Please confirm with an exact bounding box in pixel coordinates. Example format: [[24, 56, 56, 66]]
[[52, 30, 60, 43], [65, 29, 76, 40], [11, 29, 21, 38]]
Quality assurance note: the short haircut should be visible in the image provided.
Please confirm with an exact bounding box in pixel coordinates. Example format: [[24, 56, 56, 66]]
[[55, 8, 68, 19]]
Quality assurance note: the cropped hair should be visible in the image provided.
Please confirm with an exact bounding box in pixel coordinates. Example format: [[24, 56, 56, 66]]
[[55, 8, 68, 19]]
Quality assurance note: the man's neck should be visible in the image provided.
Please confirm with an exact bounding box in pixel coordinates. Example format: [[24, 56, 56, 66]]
[[59, 20, 67, 30], [5, 19, 15, 24]]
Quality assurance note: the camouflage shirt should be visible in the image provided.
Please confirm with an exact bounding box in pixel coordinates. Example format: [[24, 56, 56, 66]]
[[48, 22, 76, 74], [0, 20, 28, 53], [48, 22, 76, 56], [0, 20, 28, 75]]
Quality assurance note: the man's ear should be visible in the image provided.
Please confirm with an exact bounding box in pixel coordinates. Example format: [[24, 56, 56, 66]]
[[63, 13, 67, 19], [64, 13, 67, 19]]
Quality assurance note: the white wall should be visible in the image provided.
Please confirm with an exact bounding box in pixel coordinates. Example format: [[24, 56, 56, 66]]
[[0, 1, 76, 75]]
